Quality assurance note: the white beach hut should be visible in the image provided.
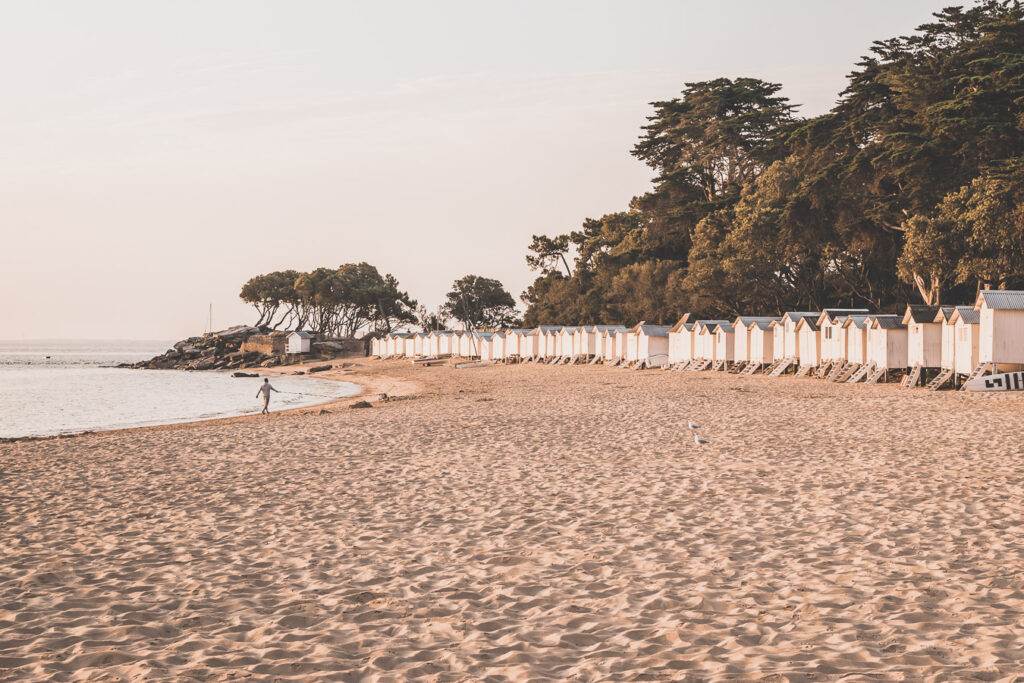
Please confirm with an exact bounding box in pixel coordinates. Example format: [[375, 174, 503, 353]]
[[975, 289, 1024, 372], [714, 322, 736, 369], [558, 327, 578, 360], [632, 324, 671, 367], [903, 305, 944, 370], [949, 307, 980, 376], [935, 307, 958, 371], [778, 312, 818, 363], [412, 333, 427, 358], [403, 334, 416, 358], [866, 315, 908, 375], [693, 320, 728, 366], [667, 316, 696, 366], [613, 328, 631, 362], [732, 317, 779, 365], [794, 317, 821, 369], [370, 337, 380, 357], [841, 315, 871, 366], [480, 332, 505, 361], [747, 320, 776, 368], [816, 309, 869, 366]]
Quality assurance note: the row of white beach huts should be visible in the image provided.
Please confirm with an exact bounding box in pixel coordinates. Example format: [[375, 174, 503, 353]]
[[371, 290, 1024, 390]]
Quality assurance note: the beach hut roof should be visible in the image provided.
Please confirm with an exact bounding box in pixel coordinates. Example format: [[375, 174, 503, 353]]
[[734, 316, 781, 327], [751, 320, 775, 331], [794, 317, 819, 331], [975, 290, 1024, 310], [715, 322, 735, 333], [950, 306, 980, 324], [632, 324, 671, 337], [527, 325, 563, 336], [902, 305, 942, 324], [668, 316, 695, 333], [841, 315, 872, 329], [869, 315, 905, 330], [932, 306, 958, 323], [781, 311, 820, 324], [584, 324, 626, 333], [818, 308, 870, 324], [694, 319, 730, 333], [289, 330, 314, 339]]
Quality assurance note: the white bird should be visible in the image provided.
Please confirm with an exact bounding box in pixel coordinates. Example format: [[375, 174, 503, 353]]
[[688, 421, 700, 430], [694, 433, 710, 446]]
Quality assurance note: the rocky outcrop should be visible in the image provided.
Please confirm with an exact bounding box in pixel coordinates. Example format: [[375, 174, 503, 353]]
[[129, 326, 274, 371]]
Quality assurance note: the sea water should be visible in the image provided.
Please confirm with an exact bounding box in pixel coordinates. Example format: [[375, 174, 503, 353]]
[[0, 340, 361, 439]]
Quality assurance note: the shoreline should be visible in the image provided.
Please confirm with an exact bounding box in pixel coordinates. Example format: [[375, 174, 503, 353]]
[[0, 359, 420, 445]]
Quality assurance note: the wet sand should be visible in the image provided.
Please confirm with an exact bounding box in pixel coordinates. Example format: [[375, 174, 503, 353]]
[[2, 360, 1024, 681]]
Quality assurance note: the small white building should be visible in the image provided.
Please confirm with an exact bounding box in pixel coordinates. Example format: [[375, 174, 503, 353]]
[[975, 290, 1024, 370], [693, 320, 728, 361], [866, 315, 908, 371], [480, 332, 505, 361], [747, 320, 776, 366], [667, 317, 696, 365], [558, 327, 578, 358], [370, 337, 381, 357], [935, 307, 958, 370], [403, 334, 416, 358], [903, 305, 943, 369], [632, 324, 671, 366], [613, 328, 630, 361], [714, 322, 736, 366], [581, 325, 625, 359], [841, 315, 871, 366], [732, 317, 779, 364], [778, 312, 819, 362], [816, 309, 869, 364], [412, 333, 428, 358], [950, 307, 981, 376], [794, 317, 821, 367]]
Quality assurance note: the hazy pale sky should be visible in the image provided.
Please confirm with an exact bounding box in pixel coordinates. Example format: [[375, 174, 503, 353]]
[[2, 0, 954, 340]]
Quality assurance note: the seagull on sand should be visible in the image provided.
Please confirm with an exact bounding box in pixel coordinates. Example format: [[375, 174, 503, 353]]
[[688, 420, 700, 430], [694, 433, 710, 446]]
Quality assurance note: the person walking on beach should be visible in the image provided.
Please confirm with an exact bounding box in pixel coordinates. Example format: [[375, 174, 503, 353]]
[[257, 378, 279, 415]]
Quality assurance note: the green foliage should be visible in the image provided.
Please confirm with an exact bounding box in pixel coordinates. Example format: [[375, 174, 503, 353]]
[[239, 263, 416, 337], [522, 1, 1024, 320], [442, 275, 519, 330]]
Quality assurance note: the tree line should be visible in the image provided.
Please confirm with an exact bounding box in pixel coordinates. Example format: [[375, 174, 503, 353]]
[[240, 267, 518, 337], [522, 1, 1024, 326]]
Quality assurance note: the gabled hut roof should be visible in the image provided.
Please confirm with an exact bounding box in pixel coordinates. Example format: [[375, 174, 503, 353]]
[[869, 315, 905, 330], [428, 330, 455, 337], [902, 305, 942, 324], [668, 317, 695, 333], [933, 306, 958, 323], [818, 308, 870, 324], [841, 315, 872, 329], [527, 325, 563, 336], [631, 324, 671, 337], [583, 324, 628, 333], [694, 319, 730, 333], [794, 317, 819, 331], [975, 290, 1024, 310], [734, 316, 781, 327], [289, 330, 314, 339], [780, 312, 820, 325], [950, 306, 980, 324], [715, 322, 735, 334], [751, 320, 775, 331]]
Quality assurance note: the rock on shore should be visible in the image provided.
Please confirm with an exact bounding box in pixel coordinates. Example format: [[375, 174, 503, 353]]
[[127, 325, 273, 371]]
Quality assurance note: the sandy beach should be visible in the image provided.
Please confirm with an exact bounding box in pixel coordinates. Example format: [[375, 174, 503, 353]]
[[3, 360, 1024, 681]]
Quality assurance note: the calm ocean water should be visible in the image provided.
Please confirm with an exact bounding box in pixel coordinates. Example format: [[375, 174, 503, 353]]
[[0, 340, 361, 439]]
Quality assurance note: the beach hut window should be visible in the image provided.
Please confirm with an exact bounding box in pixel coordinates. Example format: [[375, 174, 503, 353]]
[[824, 327, 832, 340]]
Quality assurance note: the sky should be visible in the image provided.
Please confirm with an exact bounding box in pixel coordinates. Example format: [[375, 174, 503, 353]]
[[1, 0, 956, 340]]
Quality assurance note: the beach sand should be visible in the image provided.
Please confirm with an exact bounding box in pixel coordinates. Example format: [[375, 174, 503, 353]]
[[2, 360, 1024, 681]]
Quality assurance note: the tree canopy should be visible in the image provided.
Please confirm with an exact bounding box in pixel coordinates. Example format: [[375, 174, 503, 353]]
[[239, 263, 417, 338], [441, 275, 519, 330], [523, 1, 1024, 325]]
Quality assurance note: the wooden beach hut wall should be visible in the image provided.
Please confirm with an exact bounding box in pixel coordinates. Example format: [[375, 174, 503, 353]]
[[794, 317, 821, 367], [383, 335, 395, 357], [747, 320, 776, 366], [771, 320, 786, 361], [559, 327, 577, 359], [935, 307, 958, 370], [601, 329, 616, 361], [841, 315, 871, 366], [403, 334, 416, 357], [778, 312, 819, 362], [714, 322, 736, 366], [520, 329, 540, 359], [370, 337, 380, 357], [975, 290, 1024, 371], [667, 317, 695, 365], [633, 324, 671, 366], [817, 310, 871, 362], [867, 315, 908, 371], [412, 333, 426, 357], [950, 307, 980, 375], [903, 305, 943, 369], [693, 320, 726, 361], [625, 324, 642, 362], [438, 331, 456, 356], [732, 317, 773, 364], [613, 328, 630, 361], [480, 333, 504, 361]]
